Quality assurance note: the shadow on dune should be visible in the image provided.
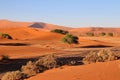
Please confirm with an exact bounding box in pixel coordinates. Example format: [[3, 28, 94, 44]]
[[78, 45, 113, 48], [0, 58, 38, 74], [0, 56, 84, 74], [57, 56, 84, 66], [29, 22, 46, 28], [0, 43, 30, 46]]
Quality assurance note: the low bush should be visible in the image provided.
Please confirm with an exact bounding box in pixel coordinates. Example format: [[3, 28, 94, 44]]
[[51, 29, 69, 35], [83, 49, 118, 64], [1, 70, 25, 80], [61, 34, 79, 44]]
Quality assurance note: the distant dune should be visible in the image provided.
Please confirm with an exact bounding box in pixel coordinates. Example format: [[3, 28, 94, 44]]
[[0, 20, 71, 30], [70, 27, 120, 36], [0, 20, 32, 28], [70, 27, 120, 33], [0, 19, 120, 32]]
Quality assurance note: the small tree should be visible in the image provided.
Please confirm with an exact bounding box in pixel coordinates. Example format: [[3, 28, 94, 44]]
[[61, 34, 79, 44], [0, 32, 12, 39], [51, 29, 69, 35], [2, 34, 12, 39]]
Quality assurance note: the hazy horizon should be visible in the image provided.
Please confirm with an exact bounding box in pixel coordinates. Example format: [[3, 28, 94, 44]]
[[0, 0, 120, 28]]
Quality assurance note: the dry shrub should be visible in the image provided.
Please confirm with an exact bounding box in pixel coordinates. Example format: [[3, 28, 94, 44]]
[[1, 70, 25, 80], [21, 61, 40, 77], [97, 49, 117, 61], [35, 54, 58, 69], [83, 51, 98, 64], [83, 49, 118, 64]]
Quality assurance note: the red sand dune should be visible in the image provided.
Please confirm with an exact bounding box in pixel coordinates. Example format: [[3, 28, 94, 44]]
[[27, 60, 120, 80], [0, 20, 32, 28], [0, 20, 71, 30]]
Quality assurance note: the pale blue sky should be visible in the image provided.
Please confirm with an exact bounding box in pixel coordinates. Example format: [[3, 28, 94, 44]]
[[0, 0, 120, 27]]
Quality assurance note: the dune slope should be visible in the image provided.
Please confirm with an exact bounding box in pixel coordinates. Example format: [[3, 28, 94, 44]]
[[0, 27, 63, 40], [27, 60, 120, 80]]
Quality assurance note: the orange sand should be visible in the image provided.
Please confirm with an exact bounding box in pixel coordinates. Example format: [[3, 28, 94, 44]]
[[27, 60, 120, 80]]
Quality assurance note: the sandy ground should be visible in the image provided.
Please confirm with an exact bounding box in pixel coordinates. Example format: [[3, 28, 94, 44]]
[[0, 22, 120, 80], [27, 60, 120, 80]]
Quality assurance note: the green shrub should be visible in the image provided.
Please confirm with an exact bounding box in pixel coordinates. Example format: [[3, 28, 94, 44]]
[[61, 34, 79, 44], [108, 33, 113, 36], [0, 55, 9, 61], [86, 32, 94, 36], [21, 61, 40, 77], [99, 32, 106, 36], [35, 54, 58, 69], [83, 49, 118, 64], [51, 29, 69, 35], [1, 70, 25, 80], [2, 34, 12, 39]]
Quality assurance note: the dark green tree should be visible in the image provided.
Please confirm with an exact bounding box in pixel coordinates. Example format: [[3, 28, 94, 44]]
[[61, 34, 79, 44], [51, 29, 69, 35]]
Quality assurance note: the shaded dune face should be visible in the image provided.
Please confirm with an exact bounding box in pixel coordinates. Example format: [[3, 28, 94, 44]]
[[29, 22, 45, 28]]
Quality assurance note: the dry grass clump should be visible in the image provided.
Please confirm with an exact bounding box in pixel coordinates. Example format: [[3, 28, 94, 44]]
[[21, 54, 58, 77], [83, 49, 118, 64], [1, 54, 59, 80], [35, 54, 58, 69], [21, 61, 40, 77], [1, 70, 25, 80]]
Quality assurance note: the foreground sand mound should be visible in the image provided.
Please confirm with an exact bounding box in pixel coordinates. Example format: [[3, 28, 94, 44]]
[[27, 60, 120, 80], [0, 27, 63, 40]]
